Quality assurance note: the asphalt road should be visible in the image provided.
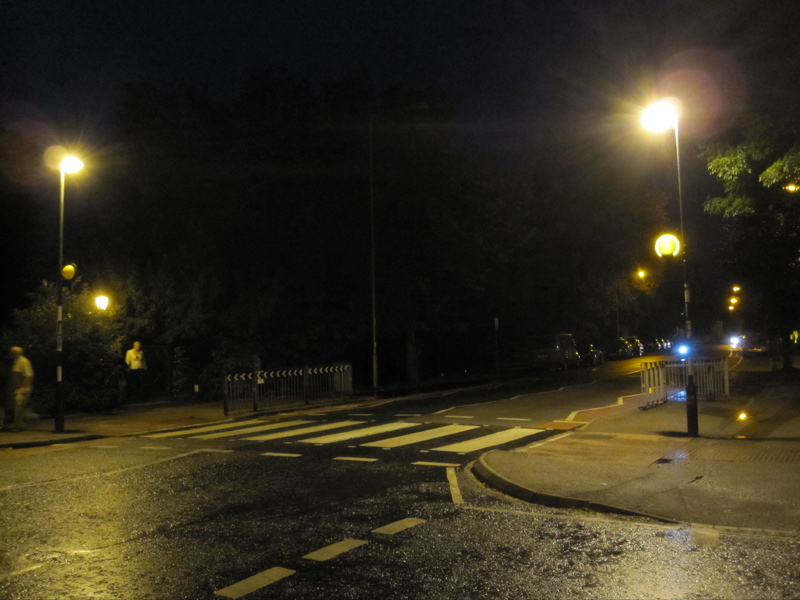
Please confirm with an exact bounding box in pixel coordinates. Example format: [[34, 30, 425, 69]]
[[3, 351, 797, 599]]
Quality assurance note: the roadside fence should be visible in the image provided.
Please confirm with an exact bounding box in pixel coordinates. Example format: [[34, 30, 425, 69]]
[[641, 358, 729, 402], [224, 363, 353, 415]]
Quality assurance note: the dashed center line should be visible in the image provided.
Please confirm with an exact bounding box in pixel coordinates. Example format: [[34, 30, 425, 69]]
[[302, 538, 368, 562], [215, 567, 295, 599]]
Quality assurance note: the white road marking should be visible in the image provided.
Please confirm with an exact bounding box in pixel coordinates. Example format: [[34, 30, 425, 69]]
[[447, 467, 464, 504], [412, 461, 461, 467], [298, 422, 420, 444], [432, 428, 543, 453], [444, 415, 475, 419], [261, 452, 302, 458], [144, 419, 264, 438], [497, 417, 531, 422], [360, 424, 479, 448], [302, 539, 368, 561], [194, 420, 312, 439], [372, 518, 426, 535], [215, 566, 295, 598], [333, 456, 379, 462], [244, 421, 366, 441]]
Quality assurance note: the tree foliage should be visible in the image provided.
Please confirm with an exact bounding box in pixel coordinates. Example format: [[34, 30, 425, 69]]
[[701, 115, 800, 349], [1, 280, 125, 414]]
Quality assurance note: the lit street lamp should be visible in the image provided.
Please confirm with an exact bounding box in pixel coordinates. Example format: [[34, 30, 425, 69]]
[[642, 99, 698, 436], [642, 99, 691, 340], [95, 295, 110, 311], [55, 154, 84, 433]]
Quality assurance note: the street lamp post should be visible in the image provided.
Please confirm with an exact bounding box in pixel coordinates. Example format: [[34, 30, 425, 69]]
[[55, 155, 83, 433], [642, 99, 698, 436]]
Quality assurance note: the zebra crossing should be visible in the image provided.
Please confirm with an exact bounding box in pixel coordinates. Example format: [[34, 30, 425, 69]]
[[140, 414, 563, 455]]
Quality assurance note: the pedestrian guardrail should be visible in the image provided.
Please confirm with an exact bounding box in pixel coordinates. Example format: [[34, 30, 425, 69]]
[[224, 363, 353, 415], [641, 358, 729, 402]]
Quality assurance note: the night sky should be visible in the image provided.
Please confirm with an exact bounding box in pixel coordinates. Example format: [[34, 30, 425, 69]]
[[4, 1, 789, 154], [2, 0, 798, 332]]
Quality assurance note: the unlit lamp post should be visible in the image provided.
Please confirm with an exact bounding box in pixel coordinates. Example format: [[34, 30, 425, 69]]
[[55, 155, 84, 433]]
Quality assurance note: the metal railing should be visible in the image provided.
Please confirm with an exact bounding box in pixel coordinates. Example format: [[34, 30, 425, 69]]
[[224, 363, 353, 415], [641, 358, 729, 402]]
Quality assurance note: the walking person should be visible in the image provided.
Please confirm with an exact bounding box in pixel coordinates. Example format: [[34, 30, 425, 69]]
[[8, 346, 34, 431], [125, 341, 147, 401]]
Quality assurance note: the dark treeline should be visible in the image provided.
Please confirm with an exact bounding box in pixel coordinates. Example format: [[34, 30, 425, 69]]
[[3, 71, 672, 401]]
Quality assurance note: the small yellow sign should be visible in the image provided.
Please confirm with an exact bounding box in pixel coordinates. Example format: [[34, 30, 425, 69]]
[[655, 234, 681, 257], [61, 263, 77, 280]]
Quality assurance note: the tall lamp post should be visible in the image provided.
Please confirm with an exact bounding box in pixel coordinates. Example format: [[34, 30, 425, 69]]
[[642, 99, 698, 436], [55, 155, 84, 433]]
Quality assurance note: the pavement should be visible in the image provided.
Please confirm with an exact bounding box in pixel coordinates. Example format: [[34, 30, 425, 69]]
[[474, 359, 800, 534], [2, 357, 799, 534]]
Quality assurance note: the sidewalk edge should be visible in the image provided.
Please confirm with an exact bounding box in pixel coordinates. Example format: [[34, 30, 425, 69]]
[[0, 434, 108, 450], [471, 450, 679, 524]]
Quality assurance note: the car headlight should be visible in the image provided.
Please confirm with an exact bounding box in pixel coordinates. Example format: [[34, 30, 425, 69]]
[[677, 344, 690, 356], [730, 336, 741, 347]]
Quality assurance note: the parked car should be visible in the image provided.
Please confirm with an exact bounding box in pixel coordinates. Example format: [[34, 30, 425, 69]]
[[577, 341, 605, 366], [603, 338, 633, 359], [625, 337, 645, 356], [644, 338, 671, 352], [530, 333, 581, 370], [741, 335, 770, 356]]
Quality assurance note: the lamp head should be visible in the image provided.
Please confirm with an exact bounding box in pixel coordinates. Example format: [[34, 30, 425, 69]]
[[60, 155, 84, 174], [641, 98, 681, 133]]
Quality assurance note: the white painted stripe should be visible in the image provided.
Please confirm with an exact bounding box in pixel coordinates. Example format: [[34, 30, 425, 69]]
[[262, 452, 302, 458], [195, 420, 312, 439], [497, 417, 531, 422], [333, 456, 379, 462], [298, 422, 420, 444], [447, 467, 464, 504], [412, 461, 461, 467], [302, 539, 368, 561], [215, 566, 295, 598], [360, 424, 478, 448], [372, 518, 426, 535], [200, 449, 234, 453], [145, 419, 264, 438], [432, 428, 543, 453], [244, 421, 366, 441], [444, 415, 475, 419], [395, 413, 422, 417]]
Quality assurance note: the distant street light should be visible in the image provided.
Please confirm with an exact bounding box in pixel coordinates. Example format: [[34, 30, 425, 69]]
[[55, 154, 84, 433], [95, 295, 110, 311], [642, 98, 698, 436]]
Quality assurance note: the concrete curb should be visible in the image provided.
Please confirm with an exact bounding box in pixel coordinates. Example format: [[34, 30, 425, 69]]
[[0, 434, 108, 450], [470, 450, 678, 524]]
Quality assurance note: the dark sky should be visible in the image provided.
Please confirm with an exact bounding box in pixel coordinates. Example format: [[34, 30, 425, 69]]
[[1, 0, 798, 334], [4, 1, 794, 147], [4, 1, 577, 121]]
